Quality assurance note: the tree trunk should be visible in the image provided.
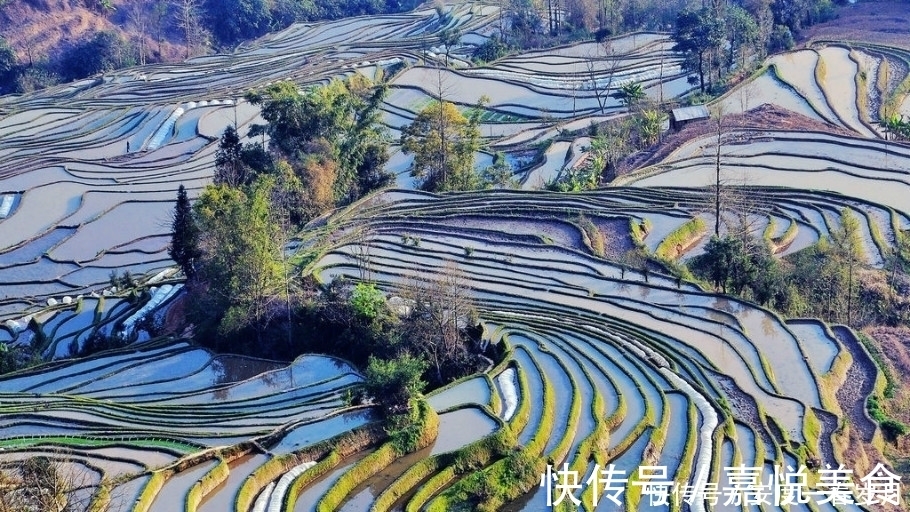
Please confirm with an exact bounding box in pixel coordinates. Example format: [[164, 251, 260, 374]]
[[715, 122, 721, 236], [699, 51, 706, 93]]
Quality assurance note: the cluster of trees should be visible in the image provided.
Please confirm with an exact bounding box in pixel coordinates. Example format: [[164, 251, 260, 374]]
[[497, 0, 839, 94], [501, 0, 684, 42], [168, 77, 395, 348], [172, 181, 487, 410], [164, 73, 494, 414], [303, 270, 487, 412], [670, 0, 843, 93], [0, 31, 136, 93], [689, 207, 908, 328]]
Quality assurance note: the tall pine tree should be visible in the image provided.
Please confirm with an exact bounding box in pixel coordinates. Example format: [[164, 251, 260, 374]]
[[169, 185, 201, 279], [214, 125, 245, 187]]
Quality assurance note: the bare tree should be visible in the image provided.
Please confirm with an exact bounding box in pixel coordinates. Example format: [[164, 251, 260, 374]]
[[352, 224, 375, 283], [712, 106, 726, 236], [173, 0, 208, 59], [127, 0, 151, 65], [398, 261, 477, 384], [0, 455, 119, 512], [586, 39, 620, 115]]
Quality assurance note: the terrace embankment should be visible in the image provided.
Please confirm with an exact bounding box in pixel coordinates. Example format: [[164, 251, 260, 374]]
[[615, 104, 859, 176], [864, 326, 910, 467]]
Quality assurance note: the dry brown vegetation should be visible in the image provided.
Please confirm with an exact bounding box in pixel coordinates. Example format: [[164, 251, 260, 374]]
[[0, 0, 185, 65], [800, 1, 910, 50]]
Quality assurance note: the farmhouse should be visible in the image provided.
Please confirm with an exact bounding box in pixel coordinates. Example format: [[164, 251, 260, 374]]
[[670, 105, 710, 130]]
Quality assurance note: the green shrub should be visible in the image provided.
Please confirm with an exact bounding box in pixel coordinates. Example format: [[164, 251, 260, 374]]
[[186, 458, 229, 512], [473, 36, 511, 63], [317, 401, 437, 512], [351, 282, 386, 320], [655, 217, 706, 260], [867, 395, 908, 441], [133, 471, 168, 512], [769, 25, 795, 53]]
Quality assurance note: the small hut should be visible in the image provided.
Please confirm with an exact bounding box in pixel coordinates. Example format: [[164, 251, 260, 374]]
[[670, 105, 710, 131]]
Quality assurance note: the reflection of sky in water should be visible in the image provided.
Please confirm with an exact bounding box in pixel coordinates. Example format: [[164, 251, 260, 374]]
[[271, 409, 376, 454]]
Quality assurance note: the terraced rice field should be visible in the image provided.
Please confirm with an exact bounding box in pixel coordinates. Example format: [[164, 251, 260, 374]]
[[295, 189, 878, 510], [616, 129, 910, 265], [719, 41, 910, 139], [0, 187, 883, 510], [0, 1, 693, 320]]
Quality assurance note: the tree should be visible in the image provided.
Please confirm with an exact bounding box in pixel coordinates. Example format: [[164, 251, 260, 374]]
[[473, 35, 510, 63], [0, 455, 103, 512], [58, 31, 133, 81], [296, 153, 337, 217], [364, 353, 427, 414], [193, 178, 284, 341], [673, 8, 724, 93], [397, 262, 478, 386], [204, 0, 271, 47], [507, 0, 543, 46], [768, 24, 795, 53], [401, 101, 482, 192], [173, 0, 208, 58], [270, 0, 317, 28], [726, 5, 760, 69], [126, 0, 151, 65], [169, 184, 201, 279], [830, 208, 864, 323], [615, 82, 645, 112], [214, 125, 245, 187], [151, 0, 170, 57], [586, 39, 620, 115], [481, 153, 518, 188], [438, 27, 462, 65], [0, 37, 16, 92], [564, 0, 597, 30], [711, 108, 726, 236], [245, 76, 392, 206], [702, 235, 740, 293]]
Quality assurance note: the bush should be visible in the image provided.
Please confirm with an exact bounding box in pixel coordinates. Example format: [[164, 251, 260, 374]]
[[350, 282, 386, 321], [473, 36, 510, 63], [14, 66, 60, 93], [364, 354, 427, 415], [867, 395, 908, 442], [58, 31, 135, 82], [769, 25, 795, 53]]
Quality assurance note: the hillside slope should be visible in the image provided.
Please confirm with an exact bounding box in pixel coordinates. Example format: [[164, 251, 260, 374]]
[[0, 0, 186, 65]]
